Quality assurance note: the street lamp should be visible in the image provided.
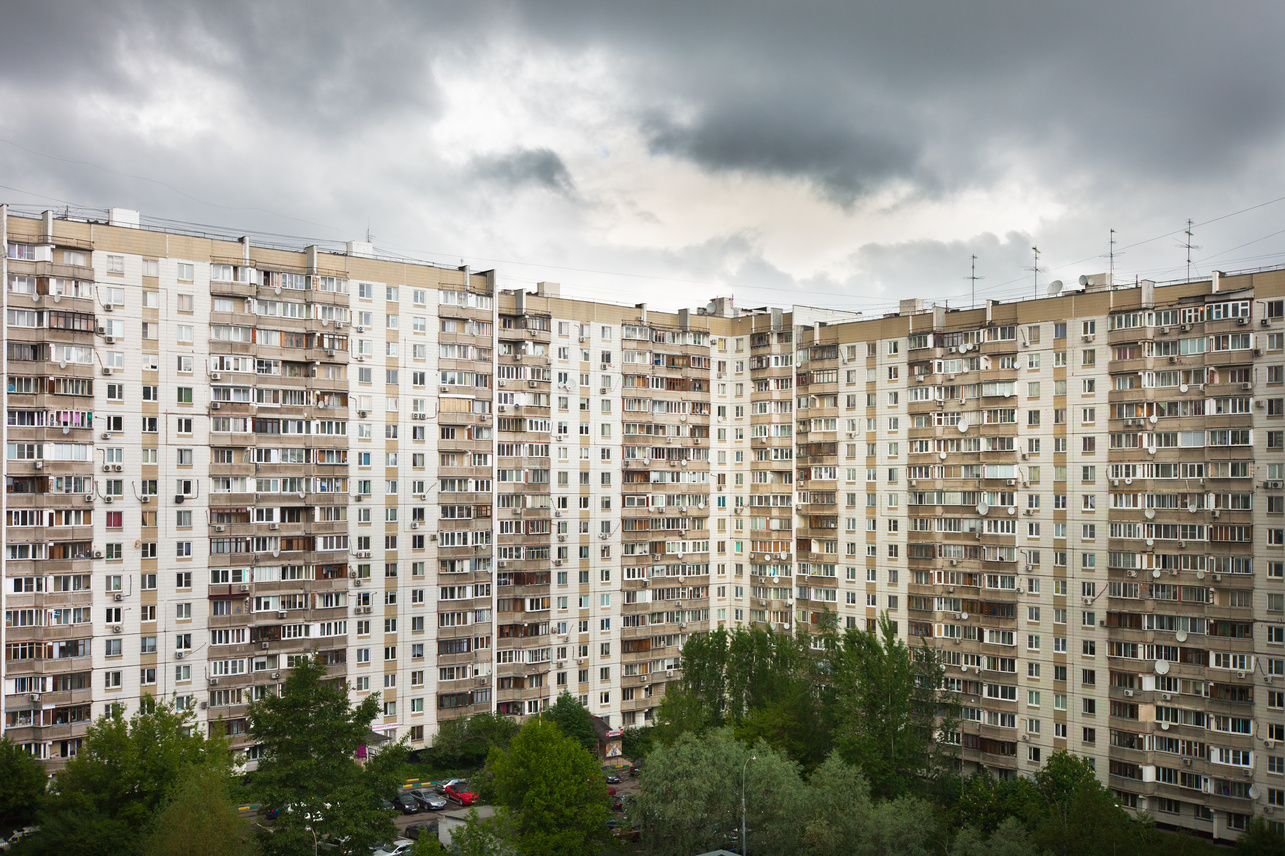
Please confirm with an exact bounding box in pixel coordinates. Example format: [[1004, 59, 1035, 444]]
[[741, 754, 756, 856]]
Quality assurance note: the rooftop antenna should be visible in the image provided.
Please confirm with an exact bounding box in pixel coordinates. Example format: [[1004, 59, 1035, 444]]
[[1108, 228, 1120, 282], [1178, 218, 1200, 282], [965, 255, 984, 309], [1025, 246, 1045, 301], [365, 224, 375, 243]]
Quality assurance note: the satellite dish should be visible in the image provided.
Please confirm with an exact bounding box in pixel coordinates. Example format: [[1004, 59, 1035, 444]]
[[1007, 507, 1016, 515], [1179, 383, 1188, 393], [977, 503, 990, 516], [957, 419, 969, 433], [705, 301, 717, 315], [1175, 630, 1188, 643], [1152, 569, 1161, 578], [1155, 660, 1170, 675], [1147, 539, 1156, 548], [1195, 570, 1205, 580], [1149, 414, 1158, 425], [960, 612, 969, 621], [939, 451, 948, 461], [1047, 280, 1064, 296], [1145, 508, 1156, 520], [1078, 275, 1090, 286], [960, 343, 971, 353], [1160, 721, 1170, 731], [1188, 504, 1198, 514], [1249, 785, 1261, 800], [960, 665, 969, 673]]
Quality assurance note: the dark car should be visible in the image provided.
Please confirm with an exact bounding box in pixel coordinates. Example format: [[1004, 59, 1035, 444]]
[[393, 793, 420, 814], [606, 819, 641, 843], [605, 773, 621, 784], [409, 789, 448, 811], [404, 822, 439, 841]]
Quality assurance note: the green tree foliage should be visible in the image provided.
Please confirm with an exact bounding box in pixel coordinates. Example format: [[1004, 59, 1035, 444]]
[[951, 817, 1042, 856], [0, 736, 46, 833], [655, 624, 835, 768], [428, 711, 519, 769], [485, 717, 610, 856], [829, 613, 956, 798], [635, 731, 940, 856], [1028, 751, 1152, 856], [28, 697, 226, 856], [1233, 816, 1285, 856], [139, 759, 256, 856], [632, 729, 805, 856], [246, 653, 405, 856], [540, 691, 598, 754]]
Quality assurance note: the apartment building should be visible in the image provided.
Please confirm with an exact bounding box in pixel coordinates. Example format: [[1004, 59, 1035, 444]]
[[3, 206, 1283, 841]]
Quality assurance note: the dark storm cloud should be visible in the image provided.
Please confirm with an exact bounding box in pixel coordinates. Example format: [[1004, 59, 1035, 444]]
[[513, 1, 1285, 205], [471, 148, 576, 196]]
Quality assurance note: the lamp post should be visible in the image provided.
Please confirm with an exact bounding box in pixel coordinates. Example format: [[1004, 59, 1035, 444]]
[[741, 754, 756, 856]]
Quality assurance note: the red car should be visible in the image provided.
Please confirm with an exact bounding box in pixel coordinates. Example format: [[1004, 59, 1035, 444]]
[[443, 781, 478, 806]]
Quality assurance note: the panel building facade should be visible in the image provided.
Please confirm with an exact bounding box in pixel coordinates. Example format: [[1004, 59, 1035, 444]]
[[3, 207, 1283, 841]]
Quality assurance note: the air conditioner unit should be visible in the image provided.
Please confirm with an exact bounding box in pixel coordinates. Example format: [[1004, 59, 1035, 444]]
[[1237, 317, 1248, 325], [1159, 327, 1168, 334], [1241, 382, 1252, 391], [356, 325, 365, 333], [112, 624, 122, 633], [277, 610, 287, 618], [600, 388, 609, 395], [208, 678, 219, 686], [105, 335, 116, 344], [113, 592, 124, 602], [326, 349, 336, 357], [93, 550, 104, 559], [269, 522, 280, 530], [1211, 510, 1220, 518], [84, 494, 94, 503], [102, 463, 112, 472], [1183, 758, 1192, 767], [1124, 689, 1134, 697], [1181, 324, 1191, 332], [355, 354, 364, 361]]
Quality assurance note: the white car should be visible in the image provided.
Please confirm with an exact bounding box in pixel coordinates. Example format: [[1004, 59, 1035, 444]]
[[371, 838, 414, 856]]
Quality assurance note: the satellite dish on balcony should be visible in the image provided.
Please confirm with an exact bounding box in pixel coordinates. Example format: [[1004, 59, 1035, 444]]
[[1145, 508, 1156, 519], [1154, 660, 1170, 675], [1047, 280, 1064, 296], [1175, 630, 1188, 643], [977, 503, 989, 516]]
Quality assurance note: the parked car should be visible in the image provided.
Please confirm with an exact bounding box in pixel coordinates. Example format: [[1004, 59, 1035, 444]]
[[605, 819, 640, 843], [612, 794, 629, 812], [393, 793, 420, 814], [443, 781, 478, 806], [434, 778, 467, 795], [606, 785, 617, 797], [371, 838, 414, 856], [403, 822, 438, 841], [380, 797, 398, 813], [605, 773, 621, 784], [408, 789, 448, 811]]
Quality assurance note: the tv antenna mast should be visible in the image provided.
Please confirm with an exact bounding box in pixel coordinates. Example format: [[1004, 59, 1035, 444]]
[[1025, 246, 1045, 301], [1178, 219, 1200, 282], [965, 255, 984, 309]]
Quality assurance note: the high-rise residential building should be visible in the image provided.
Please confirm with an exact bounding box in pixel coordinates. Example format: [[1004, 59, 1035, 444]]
[[3, 206, 1283, 841]]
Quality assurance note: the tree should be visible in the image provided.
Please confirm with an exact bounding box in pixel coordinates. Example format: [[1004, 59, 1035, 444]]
[[541, 691, 598, 754], [428, 712, 519, 770], [1233, 816, 1285, 856], [485, 717, 610, 856], [1028, 751, 1152, 856], [632, 729, 806, 856], [0, 736, 46, 833], [28, 697, 227, 856], [246, 653, 405, 856], [951, 817, 1043, 856], [830, 613, 956, 798], [139, 759, 256, 856]]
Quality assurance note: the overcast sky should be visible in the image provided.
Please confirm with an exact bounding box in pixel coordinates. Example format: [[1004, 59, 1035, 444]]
[[3, 1, 1284, 314]]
